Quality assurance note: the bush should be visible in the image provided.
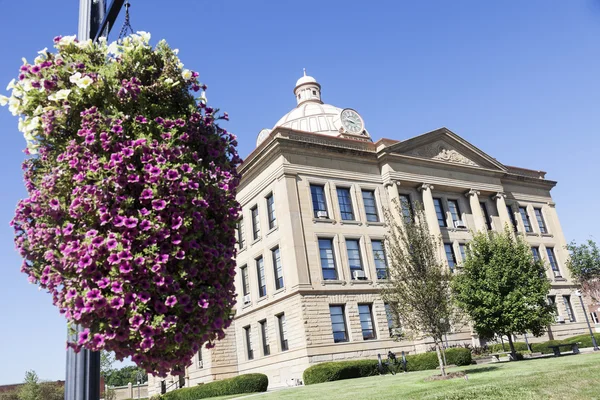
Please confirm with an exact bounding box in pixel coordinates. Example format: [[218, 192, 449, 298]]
[[406, 348, 472, 371], [560, 333, 600, 349], [488, 342, 529, 353], [303, 360, 379, 385], [160, 374, 268, 400]]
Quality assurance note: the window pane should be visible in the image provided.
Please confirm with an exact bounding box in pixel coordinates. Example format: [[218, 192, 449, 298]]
[[311, 185, 328, 217], [563, 295, 575, 322], [329, 306, 348, 343], [346, 239, 363, 277], [267, 194, 276, 229], [251, 206, 261, 239], [278, 314, 288, 351], [480, 202, 492, 230], [531, 247, 540, 262], [237, 218, 246, 248], [459, 243, 467, 262], [241, 266, 249, 296], [319, 239, 337, 280], [256, 257, 266, 297], [358, 304, 376, 340], [448, 200, 460, 223], [260, 320, 270, 356], [399, 194, 412, 224], [433, 198, 446, 227], [507, 205, 518, 232], [245, 326, 253, 360], [337, 188, 354, 220], [372, 240, 388, 279], [362, 190, 379, 222], [272, 247, 284, 290], [546, 248, 561, 277], [534, 208, 547, 234], [444, 243, 456, 272], [519, 207, 532, 233]]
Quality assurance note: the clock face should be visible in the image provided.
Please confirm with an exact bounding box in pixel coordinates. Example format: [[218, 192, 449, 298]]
[[340, 108, 364, 134]]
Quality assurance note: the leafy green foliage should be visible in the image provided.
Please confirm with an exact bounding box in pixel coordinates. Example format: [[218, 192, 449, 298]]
[[10, 371, 64, 400], [566, 239, 600, 301], [105, 365, 148, 387], [159, 374, 268, 400], [405, 348, 472, 372], [452, 228, 555, 355]]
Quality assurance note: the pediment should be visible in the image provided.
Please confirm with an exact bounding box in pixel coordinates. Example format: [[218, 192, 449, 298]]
[[384, 128, 507, 172]]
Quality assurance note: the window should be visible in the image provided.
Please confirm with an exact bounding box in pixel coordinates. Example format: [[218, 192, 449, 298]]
[[433, 198, 446, 227], [507, 205, 518, 232], [547, 295, 556, 307], [372, 240, 388, 280], [237, 218, 246, 249], [244, 326, 253, 360], [346, 239, 364, 279], [447, 200, 461, 224], [534, 208, 547, 234], [399, 194, 413, 224], [444, 243, 456, 272], [272, 247, 284, 290], [358, 304, 376, 340], [198, 348, 203, 368], [277, 313, 288, 351], [240, 265, 249, 297], [519, 207, 533, 233], [563, 295, 576, 322], [329, 305, 348, 343], [384, 303, 400, 336], [546, 247, 561, 277], [362, 190, 379, 222], [310, 184, 328, 218], [259, 320, 270, 356], [256, 257, 266, 298], [531, 247, 540, 262], [337, 187, 354, 220], [480, 202, 492, 230], [459, 243, 467, 263], [319, 238, 338, 280], [251, 206, 260, 240], [312, 90, 317, 95], [266, 193, 276, 229]]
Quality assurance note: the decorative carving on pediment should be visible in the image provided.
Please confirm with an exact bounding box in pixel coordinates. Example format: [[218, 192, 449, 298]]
[[407, 141, 479, 167]]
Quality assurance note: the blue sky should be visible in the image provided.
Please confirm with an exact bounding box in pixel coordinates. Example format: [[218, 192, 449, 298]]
[[0, 0, 599, 385]]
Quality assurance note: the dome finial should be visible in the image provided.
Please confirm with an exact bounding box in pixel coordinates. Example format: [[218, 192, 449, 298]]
[[303, 68, 307, 77]]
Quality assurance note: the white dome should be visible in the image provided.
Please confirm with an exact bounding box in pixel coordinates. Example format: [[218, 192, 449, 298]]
[[274, 102, 343, 136], [295, 75, 317, 87]]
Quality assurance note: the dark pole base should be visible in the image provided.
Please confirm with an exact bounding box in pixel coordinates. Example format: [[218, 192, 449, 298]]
[[65, 325, 101, 400]]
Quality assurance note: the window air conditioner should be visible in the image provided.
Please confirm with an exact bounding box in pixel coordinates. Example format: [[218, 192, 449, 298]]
[[316, 210, 329, 219], [454, 220, 467, 229], [243, 294, 251, 304], [555, 315, 565, 323], [352, 270, 367, 280]]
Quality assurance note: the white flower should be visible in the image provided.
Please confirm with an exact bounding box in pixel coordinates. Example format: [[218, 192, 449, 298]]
[[164, 78, 174, 85], [177, 62, 184, 70], [48, 89, 71, 102], [182, 69, 192, 80], [77, 39, 92, 49], [58, 35, 77, 47], [33, 105, 43, 115], [34, 55, 45, 65], [77, 76, 93, 89], [199, 91, 207, 104], [6, 79, 16, 91], [137, 31, 151, 44], [107, 41, 120, 55], [69, 72, 82, 84], [0, 95, 8, 106], [38, 47, 48, 56], [8, 98, 21, 115], [173, 48, 179, 55], [22, 80, 33, 92], [21, 58, 28, 65]]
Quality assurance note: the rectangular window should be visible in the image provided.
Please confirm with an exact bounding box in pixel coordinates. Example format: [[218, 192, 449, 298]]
[[399, 194, 413, 224], [547, 295, 556, 306], [444, 243, 456, 272], [310, 184, 328, 218], [337, 187, 354, 220], [519, 207, 533, 233], [372, 240, 388, 280], [531, 247, 540, 262], [507, 205, 518, 232], [251, 206, 261, 240], [266, 193, 276, 229], [244, 326, 253, 360], [459, 243, 467, 263], [480, 202, 492, 230], [358, 304, 376, 340], [277, 313, 288, 351], [259, 320, 270, 356], [329, 305, 348, 343], [362, 190, 379, 222], [546, 247, 561, 277], [241, 265, 249, 297], [256, 257, 266, 297], [433, 198, 446, 227], [346, 239, 364, 279], [447, 200, 461, 224], [237, 217, 246, 249], [534, 208, 547, 234], [198, 348, 203, 368], [319, 238, 338, 280], [384, 303, 399, 336], [563, 295, 576, 322], [272, 247, 284, 290]]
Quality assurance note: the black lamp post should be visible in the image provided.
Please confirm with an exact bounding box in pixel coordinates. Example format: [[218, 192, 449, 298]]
[[574, 289, 599, 351]]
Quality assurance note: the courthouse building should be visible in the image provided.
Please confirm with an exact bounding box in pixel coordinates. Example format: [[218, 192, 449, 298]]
[[148, 72, 587, 394]]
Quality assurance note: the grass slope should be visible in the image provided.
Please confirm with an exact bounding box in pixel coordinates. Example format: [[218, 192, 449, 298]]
[[248, 353, 600, 400]]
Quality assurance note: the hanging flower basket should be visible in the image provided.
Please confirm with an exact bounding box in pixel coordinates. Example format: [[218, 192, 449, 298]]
[[2, 33, 241, 377]]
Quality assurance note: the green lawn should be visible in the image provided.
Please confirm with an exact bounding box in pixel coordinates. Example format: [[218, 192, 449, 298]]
[[246, 353, 600, 400]]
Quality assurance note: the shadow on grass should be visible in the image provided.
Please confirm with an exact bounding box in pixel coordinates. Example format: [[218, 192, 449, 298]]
[[461, 366, 499, 375]]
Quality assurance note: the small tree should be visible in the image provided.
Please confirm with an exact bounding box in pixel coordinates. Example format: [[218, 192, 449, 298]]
[[17, 371, 41, 400], [566, 239, 600, 302], [452, 227, 555, 358], [381, 202, 456, 376]]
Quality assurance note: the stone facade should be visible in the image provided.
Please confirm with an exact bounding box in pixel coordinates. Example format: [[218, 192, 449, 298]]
[[148, 76, 587, 396]]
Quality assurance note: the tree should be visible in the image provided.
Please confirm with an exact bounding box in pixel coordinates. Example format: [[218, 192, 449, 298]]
[[101, 351, 115, 378], [566, 239, 600, 302], [105, 365, 148, 387], [15, 371, 63, 400], [380, 202, 456, 376], [452, 228, 555, 358]]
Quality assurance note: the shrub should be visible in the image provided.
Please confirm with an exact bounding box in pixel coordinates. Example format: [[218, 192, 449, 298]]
[[560, 333, 600, 349], [488, 342, 529, 353], [160, 374, 268, 400], [406, 348, 472, 371], [303, 360, 379, 385], [531, 339, 561, 354]]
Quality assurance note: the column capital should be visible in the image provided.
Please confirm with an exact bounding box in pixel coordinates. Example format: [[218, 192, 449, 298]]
[[465, 189, 480, 198], [383, 180, 401, 188], [546, 201, 556, 208], [418, 183, 434, 192], [492, 192, 507, 200]]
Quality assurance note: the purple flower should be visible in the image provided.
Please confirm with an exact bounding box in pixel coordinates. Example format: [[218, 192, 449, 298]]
[[106, 239, 117, 250], [86, 289, 101, 301], [119, 262, 132, 274], [152, 199, 166, 211], [139, 220, 151, 231], [111, 125, 123, 134], [165, 295, 177, 307], [124, 217, 138, 228], [166, 169, 180, 180], [91, 236, 104, 247], [92, 334, 105, 348], [85, 133, 95, 145], [49, 198, 60, 210], [78, 329, 91, 344], [138, 292, 151, 303], [140, 189, 153, 200], [135, 115, 148, 124], [110, 297, 124, 309]]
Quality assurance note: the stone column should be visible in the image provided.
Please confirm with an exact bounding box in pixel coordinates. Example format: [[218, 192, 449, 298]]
[[384, 181, 402, 226], [493, 192, 511, 232], [465, 189, 486, 231], [418, 184, 442, 238]]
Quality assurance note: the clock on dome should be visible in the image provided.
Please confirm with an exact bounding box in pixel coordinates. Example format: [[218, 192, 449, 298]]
[[340, 108, 364, 134]]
